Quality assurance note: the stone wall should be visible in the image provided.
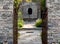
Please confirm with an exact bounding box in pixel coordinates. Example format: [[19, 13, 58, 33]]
[[47, 0, 60, 44], [0, 0, 60, 44], [20, 2, 40, 19], [0, 0, 13, 43]]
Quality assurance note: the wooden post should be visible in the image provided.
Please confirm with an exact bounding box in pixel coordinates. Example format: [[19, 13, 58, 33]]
[[13, 2, 18, 44], [41, 0, 48, 44], [41, 8, 48, 44]]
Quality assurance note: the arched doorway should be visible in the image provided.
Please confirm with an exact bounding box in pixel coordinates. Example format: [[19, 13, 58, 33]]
[[28, 8, 32, 15]]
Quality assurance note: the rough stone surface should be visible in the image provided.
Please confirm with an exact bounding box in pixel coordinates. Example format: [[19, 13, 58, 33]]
[[18, 30, 42, 44], [0, 0, 13, 44], [47, 0, 60, 44], [20, 2, 41, 19], [0, 0, 60, 44]]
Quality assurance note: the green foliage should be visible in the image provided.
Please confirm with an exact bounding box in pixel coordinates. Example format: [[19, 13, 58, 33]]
[[35, 19, 42, 27], [18, 19, 24, 29], [18, 10, 23, 29], [26, 0, 32, 2], [14, 0, 22, 9], [40, 0, 46, 10]]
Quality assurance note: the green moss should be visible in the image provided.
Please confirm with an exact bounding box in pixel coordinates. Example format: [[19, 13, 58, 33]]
[[35, 19, 42, 27]]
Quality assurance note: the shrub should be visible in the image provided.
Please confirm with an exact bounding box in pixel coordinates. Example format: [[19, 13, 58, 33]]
[[18, 20, 24, 28], [35, 19, 42, 27]]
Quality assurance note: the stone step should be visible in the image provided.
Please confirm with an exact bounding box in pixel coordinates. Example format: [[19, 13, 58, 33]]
[[23, 18, 37, 21], [20, 21, 42, 30], [19, 27, 42, 30]]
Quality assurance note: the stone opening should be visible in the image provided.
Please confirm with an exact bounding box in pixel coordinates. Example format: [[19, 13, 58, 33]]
[[28, 8, 32, 15]]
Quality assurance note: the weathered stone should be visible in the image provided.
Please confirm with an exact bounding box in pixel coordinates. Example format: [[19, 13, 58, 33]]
[[0, 0, 13, 43], [47, 0, 60, 43], [18, 30, 42, 44], [20, 2, 40, 19]]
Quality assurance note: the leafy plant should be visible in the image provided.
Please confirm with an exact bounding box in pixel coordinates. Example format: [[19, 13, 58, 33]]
[[35, 19, 42, 27], [14, 0, 22, 9], [18, 10, 24, 29], [26, 0, 32, 2], [40, 0, 46, 10], [18, 19, 24, 29]]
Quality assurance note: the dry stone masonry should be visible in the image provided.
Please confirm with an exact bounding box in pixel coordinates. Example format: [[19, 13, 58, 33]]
[[47, 0, 60, 44], [0, 0, 60, 44], [20, 2, 41, 19], [0, 0, 13, 44]]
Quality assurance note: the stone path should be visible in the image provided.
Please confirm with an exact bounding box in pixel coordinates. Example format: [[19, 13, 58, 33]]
[[18, 30, 42, 44], [18, 20, 42, 44], [22, 21, 36, 28]]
